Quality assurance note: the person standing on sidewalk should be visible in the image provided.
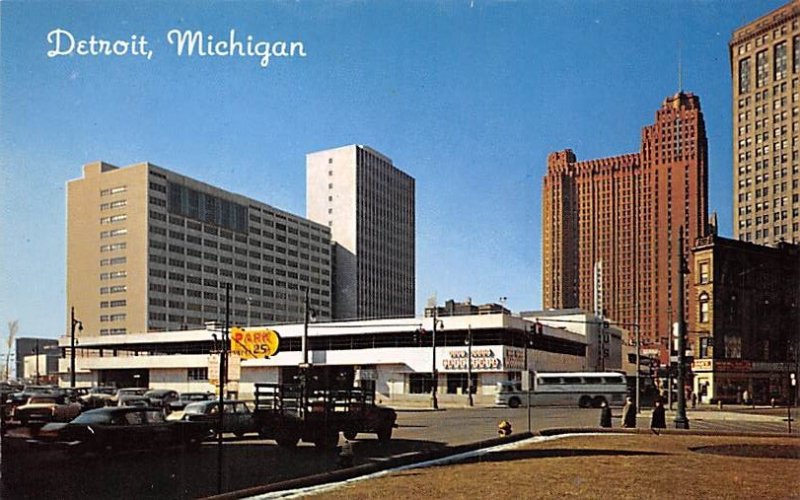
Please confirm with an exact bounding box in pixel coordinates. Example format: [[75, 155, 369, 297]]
[[599, 401, 612, 428], [650, 400, 666, 429], [621, 397, 636, 428]]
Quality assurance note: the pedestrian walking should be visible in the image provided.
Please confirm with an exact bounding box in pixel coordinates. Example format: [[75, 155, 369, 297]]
[[691, 392, 697, 409], [650, 400, 666, 429], [599, 401, 612, 428], [621, 396, 636, 428]]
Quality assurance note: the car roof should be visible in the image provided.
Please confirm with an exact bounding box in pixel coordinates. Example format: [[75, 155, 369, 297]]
[[83, 406, 163, 415]]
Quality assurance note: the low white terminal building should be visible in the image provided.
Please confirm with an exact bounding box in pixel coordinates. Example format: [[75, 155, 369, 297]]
[[59, 309, 622, 407]]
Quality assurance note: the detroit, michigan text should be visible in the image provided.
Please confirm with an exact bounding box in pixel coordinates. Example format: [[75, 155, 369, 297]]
[[46, 28, 307, 68]]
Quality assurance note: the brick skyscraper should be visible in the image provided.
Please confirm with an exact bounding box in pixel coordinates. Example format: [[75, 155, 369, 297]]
[[543, 93, 709, 359], [730, 0, 800, 246]]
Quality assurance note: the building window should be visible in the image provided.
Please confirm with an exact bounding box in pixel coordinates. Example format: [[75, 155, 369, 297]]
[[775, 42, 787, 80], [756, 50, 768, 88], [100, 186, 127, 196], [698, 293, 710, 323], [698, 261, 710, 284], [408, 373, 433, 394], [740, 57, 751, 94], [188, 368, 208, 381], [100, 214, 127, 224], [724, 335, 742, 359], [699, 337, 712, 358]]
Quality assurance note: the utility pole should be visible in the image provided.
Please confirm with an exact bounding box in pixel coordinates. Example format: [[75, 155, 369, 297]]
[[217, 283, 231, 494], [70, 308, 82, 388], [34, 340, 40, 385], [466, 325, 473, 407], [674, 227, 690, 429], [431, 308, 439, 410]]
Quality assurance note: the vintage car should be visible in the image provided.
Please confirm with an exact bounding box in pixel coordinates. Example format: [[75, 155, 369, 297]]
[[144, 389, 180, 410], [13, 394, 83, 426], [112, 387, 148, 401], [117, 395, 150, 407], [32, 407, 210, 455], [180, 400, 257, 438], [167, 392, 215, 411], [80, 387, 117, 409]]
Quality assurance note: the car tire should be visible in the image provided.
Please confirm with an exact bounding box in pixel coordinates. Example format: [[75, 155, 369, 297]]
[[508, 397, 521, 409], [276, 435, 300, 448], [578, 396, 592, 408], [377, 425, 393, 443], [314, 430, 339, 449]]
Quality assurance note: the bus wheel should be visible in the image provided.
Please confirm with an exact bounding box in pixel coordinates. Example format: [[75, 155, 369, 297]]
[[508, 397, 521, 408], [592, 396, 607, 408], [578, 396, 592, 408]]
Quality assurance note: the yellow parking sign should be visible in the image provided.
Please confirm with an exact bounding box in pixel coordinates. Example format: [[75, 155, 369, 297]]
[[229, 327, 281, 359]]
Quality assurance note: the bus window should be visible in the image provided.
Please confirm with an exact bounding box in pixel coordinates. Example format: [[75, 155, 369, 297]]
[[562, 377, 582, 384], [584, 377, 603, 384]]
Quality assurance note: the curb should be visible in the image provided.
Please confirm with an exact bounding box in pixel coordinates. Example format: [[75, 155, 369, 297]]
[[536, 426, 800, 439], [200, 431, 534, 500]]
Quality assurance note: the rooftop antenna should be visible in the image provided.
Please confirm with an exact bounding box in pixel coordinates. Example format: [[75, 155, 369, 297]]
[[678, 41, 683, 93]]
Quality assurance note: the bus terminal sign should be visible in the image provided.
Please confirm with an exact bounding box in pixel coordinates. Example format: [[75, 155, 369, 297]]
[[230, 327, 281, 359], [443, 349, 502, 371]]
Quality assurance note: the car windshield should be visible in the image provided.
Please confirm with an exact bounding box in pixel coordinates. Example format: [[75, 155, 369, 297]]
[[72, 411, 113, 424], [184, 393, 210, 401], [28, 397, 57, 404], [183, 402, 209, 414]]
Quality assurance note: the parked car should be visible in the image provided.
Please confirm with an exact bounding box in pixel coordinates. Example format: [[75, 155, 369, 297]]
[[80, 387, 116, 409], [113, 387, 148, 401], [31, 407, 210, 455], [117, 395, 150, 407], [180, 400, 257, 438], [168, 392, 215, 412], [144, 389, 180, 410], [14, 394, 83, 426]]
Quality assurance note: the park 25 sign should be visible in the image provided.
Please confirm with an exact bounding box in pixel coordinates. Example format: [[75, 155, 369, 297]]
[[230, 327, 281, 359]]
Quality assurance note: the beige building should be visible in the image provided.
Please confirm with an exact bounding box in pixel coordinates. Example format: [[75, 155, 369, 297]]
[[67, 161, 333, 339], [306, 145, 415, 320], [730, 0, 800, 246]]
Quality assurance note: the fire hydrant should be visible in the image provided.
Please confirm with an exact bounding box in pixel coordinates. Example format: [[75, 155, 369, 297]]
[[338, 440, 354, 468], [498, 420, 512, 437]]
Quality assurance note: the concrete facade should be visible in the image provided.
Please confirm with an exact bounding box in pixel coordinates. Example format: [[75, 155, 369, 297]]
[[307, 145, 415, 321], [58, 312, 592, 407], [730, 0, 800, 247], [67, 161, 333, 340]]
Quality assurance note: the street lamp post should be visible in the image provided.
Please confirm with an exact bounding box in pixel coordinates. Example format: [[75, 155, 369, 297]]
[[217, 282, 231, 495], [635, 323, 641, 414], [525, 324, 533, 433], [431, 309, 442, 410], [246, 297, 252, 328], [70, 307, 83, 388], [466, 325, 473, 407], [674, 228, 690, 429], [33, 340, 40, 385]]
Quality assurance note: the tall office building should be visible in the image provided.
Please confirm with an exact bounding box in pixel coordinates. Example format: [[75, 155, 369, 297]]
[[307, 145, 415, 320], [543, 93, 709, 359], [67, 161, 333, 337], [730, 0, 800, 246]]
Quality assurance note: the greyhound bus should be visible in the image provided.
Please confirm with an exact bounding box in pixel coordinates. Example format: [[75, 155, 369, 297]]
[[495, 372, 628, 408]]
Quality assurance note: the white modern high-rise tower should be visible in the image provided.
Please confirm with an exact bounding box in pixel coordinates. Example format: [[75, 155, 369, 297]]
[[307, 145, 415, 320]]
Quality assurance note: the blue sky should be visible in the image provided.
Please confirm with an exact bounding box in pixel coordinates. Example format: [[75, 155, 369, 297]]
[[0, 0, 788, 339]]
